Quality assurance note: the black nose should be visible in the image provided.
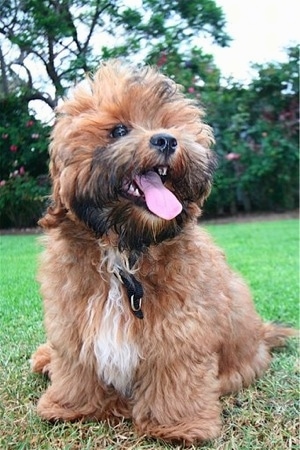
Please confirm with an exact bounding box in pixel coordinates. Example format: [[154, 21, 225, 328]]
[[150, 133, 177, 156]]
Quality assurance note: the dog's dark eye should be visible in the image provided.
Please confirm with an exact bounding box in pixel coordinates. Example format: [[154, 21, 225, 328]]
[[110, 124, 129, 138]]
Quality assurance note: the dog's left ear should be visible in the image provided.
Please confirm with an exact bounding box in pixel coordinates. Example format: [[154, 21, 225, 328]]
[[196, 148, 218, 208]]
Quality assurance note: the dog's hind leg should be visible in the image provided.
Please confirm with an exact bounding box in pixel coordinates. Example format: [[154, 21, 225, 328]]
[[218, 320, 296, 395]]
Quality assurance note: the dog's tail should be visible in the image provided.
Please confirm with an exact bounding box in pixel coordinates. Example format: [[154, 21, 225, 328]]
[[263, 322, 298, 349]]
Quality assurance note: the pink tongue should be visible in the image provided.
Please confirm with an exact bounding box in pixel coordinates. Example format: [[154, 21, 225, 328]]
[[135, 171, 182, 220]]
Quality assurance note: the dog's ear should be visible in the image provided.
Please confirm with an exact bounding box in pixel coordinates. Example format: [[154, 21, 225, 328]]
[[38, 106, 88, 230], [38, 156, 68, 229], [187, 132, 217, 210], [38, 203, 67, 229]]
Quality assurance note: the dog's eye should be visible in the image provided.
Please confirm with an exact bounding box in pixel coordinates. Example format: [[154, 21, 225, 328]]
[[110, 124, 129, 138]]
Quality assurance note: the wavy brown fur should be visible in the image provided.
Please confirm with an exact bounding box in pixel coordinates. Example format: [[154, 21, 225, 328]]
[[31, 60, 295, 445]]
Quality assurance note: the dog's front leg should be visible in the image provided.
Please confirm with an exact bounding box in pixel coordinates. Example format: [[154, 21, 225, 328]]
[[131, 351, 222, 444], [33, 347, 130, 423]]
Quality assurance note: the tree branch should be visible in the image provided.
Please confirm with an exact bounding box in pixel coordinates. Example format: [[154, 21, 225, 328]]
[[11, 60, 33, 89], [25, 91, 57, 110], [46, 35, 64, 99], [0, 44, 9, 95], [82, 0, 113, 54]]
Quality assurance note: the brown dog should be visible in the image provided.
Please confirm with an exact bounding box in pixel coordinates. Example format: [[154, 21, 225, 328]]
[[31, 60, 294, 444]]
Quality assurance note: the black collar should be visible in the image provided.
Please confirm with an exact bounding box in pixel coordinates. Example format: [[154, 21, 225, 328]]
[[118, 251, 144, 319], [119, 270, 144, 319]]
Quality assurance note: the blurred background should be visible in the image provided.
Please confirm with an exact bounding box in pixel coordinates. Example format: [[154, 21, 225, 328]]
[[0, 0, 298, 228]]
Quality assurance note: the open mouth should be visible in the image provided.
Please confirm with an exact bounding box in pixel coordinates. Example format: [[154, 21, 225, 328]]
[[123, 166, 168, 198], [121, 166, 182, 220]]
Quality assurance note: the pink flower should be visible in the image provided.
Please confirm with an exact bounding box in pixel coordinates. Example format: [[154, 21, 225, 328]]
[[225, 152, 240, 161], [19, 166, 26, 175], [10, 144, 18, 152], [188, 87, 195, 93], [26, 120, 34, 127], [0, 180, 6, 187], [157, 53, 167, 67]]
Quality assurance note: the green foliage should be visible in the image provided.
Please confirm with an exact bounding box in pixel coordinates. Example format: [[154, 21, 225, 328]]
[[0, 0, 230, 106], [0, 94, 50, 228], [201, 46, 299, 215], [0, 175, 49, 228]]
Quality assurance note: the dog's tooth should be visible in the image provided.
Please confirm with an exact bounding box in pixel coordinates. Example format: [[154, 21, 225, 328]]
[[158, 166, 167, 176], [127, 182, 141, 197], [128, 183, 135, 193]]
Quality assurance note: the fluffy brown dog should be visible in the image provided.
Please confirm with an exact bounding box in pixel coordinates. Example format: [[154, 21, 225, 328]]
[[31, 60, 293, 444]]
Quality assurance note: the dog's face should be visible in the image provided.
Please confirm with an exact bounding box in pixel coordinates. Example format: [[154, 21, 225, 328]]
[[45, 61, 216, 251]]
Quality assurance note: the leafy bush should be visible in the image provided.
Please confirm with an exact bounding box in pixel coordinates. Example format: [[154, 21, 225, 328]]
[[0, 175, 49, 228], [0, 94, 50, 228], [202, 46, 299, 216]]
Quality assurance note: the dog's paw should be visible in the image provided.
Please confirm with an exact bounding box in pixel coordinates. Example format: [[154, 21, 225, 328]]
[[30, 343, 52, 378], [135, 415, 222, 445]]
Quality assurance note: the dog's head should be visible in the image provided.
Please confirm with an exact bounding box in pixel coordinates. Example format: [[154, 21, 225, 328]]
[[42, 60, 216, 251]]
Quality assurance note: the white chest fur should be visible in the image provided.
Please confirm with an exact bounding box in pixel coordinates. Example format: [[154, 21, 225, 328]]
[[94, 274, 140, 395]]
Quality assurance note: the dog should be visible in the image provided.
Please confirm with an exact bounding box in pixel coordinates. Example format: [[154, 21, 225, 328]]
[[31, 60, 295, 444]]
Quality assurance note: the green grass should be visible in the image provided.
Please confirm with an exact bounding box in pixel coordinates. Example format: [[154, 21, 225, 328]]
[[0, 219, 299, 449]]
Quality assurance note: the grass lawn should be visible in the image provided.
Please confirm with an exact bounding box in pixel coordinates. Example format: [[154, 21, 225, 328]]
[[0, 219, 299, 449]]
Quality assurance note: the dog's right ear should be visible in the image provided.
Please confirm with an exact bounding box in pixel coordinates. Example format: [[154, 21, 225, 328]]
[[38, 195, 67, 229], [38, 156, 68, 229]]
